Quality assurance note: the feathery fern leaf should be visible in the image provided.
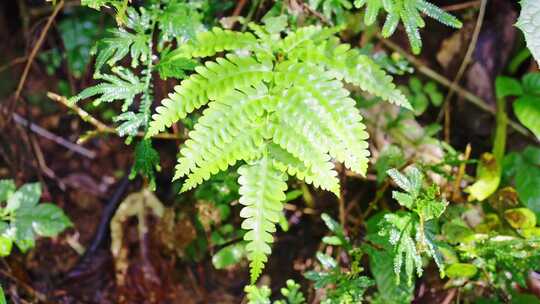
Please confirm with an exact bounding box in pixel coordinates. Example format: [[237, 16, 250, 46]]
[[354, 0, 462, 54], [289, 37, 410, 108], [238, 155, 288, 282], [70, 67, 145, 112], [179, 27, 259, 58], [380, 167, 447, 285], [147, 55, 273, 137], [148, 22, 410, 281]]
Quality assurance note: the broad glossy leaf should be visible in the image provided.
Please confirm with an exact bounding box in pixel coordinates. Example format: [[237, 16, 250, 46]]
[[515, 166, 540, 217], [6, 183, 41, 212], [513, 96, 540, 138], [31, 203, 73, 237], [212, 243, 246, 269]]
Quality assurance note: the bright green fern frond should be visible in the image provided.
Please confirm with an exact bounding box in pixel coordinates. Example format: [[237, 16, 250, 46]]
[[326, 44, 410, 108], [275, 63, 370, 174], [290, 39, 410, 108], [147, 24, 413, 282], [147, 55, 273, 137], [270, 119, 339, 196], [174, 84, 270, 185], [179, 129, 265, 192], [180, 27, 259, 58], [278, 25, 339, 53], [238, 155, 288, 282], [268, 144, 339, 193]]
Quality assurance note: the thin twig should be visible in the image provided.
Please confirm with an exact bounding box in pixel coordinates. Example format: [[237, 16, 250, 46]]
[[13, 0, 64, 106], [47, 92, 181, 140], [0, 268, 47, 302], [376, 35, 535, 140], [300, 1, 332, 26], [0, 56, 28, 74], [442, 0, 487, 142], [232, 0, 248, 17], [12, 112, 97, 159]]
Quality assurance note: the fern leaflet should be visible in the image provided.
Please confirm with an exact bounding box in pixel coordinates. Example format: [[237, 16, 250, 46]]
[[354, 0, 462, 54]]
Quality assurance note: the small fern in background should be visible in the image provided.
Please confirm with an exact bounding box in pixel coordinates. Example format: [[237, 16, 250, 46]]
[[71, 1, 205, 189], [147, 18, 410, 282], [381, 167, 447, 285], [354, 0, 462, 54]]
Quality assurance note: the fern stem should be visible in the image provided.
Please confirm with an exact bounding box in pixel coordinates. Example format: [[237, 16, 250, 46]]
[[493, 97, 507, 164], [140, 20, 157, 133]]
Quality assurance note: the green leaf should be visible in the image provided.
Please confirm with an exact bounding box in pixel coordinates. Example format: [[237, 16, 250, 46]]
[[0, 285, 5, 304], [504, 208, 537, 229], [130, 139, 160, 191], [71, 67, 145, 112], [6, 183, 41, 213], [277, 280, 305, 304], [374, 145, 405, 184], [0, 180, 15, 203], [466, 153, 501, 201], [379, 212, 421, 286], [0, 235, 13, 257], [355, 0, 461, 54], [238, 156, 288, 283], [316, 252, 338, 269], [424, 81, 443, 106], [364, 214, 414, 304], [158, 1, 203, 42], [212, 243, 246, 269], [114, 111, 146, 137], [321, 213, 351, 250], [522, 73, 540, 95], [445, 263, 478, 279], [156, 49, 198, 80], [387, 168, 412, 193], [245, 285, 271, 304], [513, 96, 540, 138], [495, 76, 523, 99], [517, 0, 540, 64], [57, 9, 103, 78], [13, 201, 71, 252], [442, 219, 474, 244], [31, 203, 73, 237], [515, 164, 540, 217]]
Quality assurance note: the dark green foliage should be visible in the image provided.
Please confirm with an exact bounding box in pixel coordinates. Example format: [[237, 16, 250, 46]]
[[503, 146, 540, 217], [130, 139, 161, 190]]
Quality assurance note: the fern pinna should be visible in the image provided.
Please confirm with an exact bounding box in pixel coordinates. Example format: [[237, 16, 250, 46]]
[[354, 0, 462, 54], [147, 21, 410, 282]]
